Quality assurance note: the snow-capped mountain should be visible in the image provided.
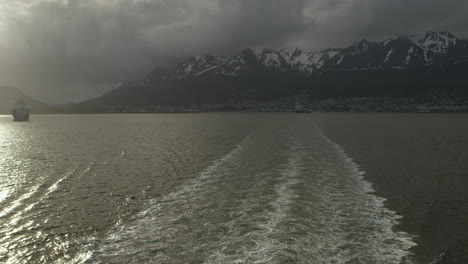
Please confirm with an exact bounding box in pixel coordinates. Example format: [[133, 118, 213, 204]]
[[160, 31, 467, 80], [167, 55, 227, 79], [395, 31, 457, 54], [325, 31, 468, 71], [279, 48, 341, 75], [81, 31, 468, 108], [164, 47, 344, 80]]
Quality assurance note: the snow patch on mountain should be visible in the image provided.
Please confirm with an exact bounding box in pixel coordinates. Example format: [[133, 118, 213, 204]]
[[168, 55, 227, 79], [384, 49, 394, 62], [401, 31, 458, 54], [336, 55, 344, 64], [256, 49, 286, 72], [351, 40, 373, 55], [278, 48, 341, 74], [325, 49, 340, 59], [383, 37, 397, 45], [405, 47, 415, 64]]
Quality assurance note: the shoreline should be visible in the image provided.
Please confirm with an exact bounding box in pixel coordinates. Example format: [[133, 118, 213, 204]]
[[2, 111, 468, 116]]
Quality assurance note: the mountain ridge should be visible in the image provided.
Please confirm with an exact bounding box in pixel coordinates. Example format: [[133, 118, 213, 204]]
[[80, 31, 468, 109], [156, 31, 468, 80]]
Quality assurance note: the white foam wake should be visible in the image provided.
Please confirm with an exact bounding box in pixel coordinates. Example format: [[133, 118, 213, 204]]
[[313, 124, 417, 263], [204, 139, 303, 264]]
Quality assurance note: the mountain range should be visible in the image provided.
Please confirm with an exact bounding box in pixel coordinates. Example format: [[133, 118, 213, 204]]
[[163, 31, 467, 78], [80, 31, 468, 108]]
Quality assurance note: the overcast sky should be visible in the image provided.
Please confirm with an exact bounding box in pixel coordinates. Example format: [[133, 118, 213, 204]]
[[1, 0, 467, 103]]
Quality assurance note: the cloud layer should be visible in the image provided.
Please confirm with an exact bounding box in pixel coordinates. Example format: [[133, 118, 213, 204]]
[[0, 0, 467, 102]]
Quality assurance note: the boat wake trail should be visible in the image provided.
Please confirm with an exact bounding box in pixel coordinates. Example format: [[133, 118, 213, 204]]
[[86, 118, 416, 264], [86, 127, 258, 263], [204, 140, 304, 264]]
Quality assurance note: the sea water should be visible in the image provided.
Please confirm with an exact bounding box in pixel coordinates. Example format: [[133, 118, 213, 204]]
[[0, 114, 415, 263]]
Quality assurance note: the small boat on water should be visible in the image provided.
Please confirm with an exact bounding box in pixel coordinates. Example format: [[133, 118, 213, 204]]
[[12, 100, 30, 121], [294, 103, 304, 113]]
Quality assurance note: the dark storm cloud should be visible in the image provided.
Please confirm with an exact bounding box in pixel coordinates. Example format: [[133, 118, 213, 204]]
[[0, 0, 467, 102], [293, 0, 468, 49]]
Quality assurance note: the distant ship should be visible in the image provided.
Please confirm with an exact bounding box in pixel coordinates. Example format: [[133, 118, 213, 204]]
[[294, 103, 304, 113], [12, 100, 30, 121]]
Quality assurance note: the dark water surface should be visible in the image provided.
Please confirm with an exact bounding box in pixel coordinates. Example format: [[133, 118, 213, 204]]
[[314, 113, 468, 264], [0, 113, 466, 263]]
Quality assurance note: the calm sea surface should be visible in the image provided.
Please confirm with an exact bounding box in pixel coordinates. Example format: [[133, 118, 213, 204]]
[[0, 113, 421, 263]]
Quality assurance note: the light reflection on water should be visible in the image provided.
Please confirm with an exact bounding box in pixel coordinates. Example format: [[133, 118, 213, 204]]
[[0, 117, 29, 205], [0, 114, 265, 264]]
